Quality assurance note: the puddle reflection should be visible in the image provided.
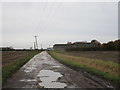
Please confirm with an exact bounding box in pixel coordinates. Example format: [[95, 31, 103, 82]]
[[37, 70, 67, 88]]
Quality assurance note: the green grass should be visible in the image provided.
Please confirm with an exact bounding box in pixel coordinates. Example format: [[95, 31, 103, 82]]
[[2, 51, 40, 85], [48, 51, 120, 84]]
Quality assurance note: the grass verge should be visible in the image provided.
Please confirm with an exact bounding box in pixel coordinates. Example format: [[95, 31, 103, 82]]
[[48, 51, 120, 84], [2, 51, 40, 85]]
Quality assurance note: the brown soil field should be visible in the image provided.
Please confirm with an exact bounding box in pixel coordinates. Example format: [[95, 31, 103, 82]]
[[57, 51, 119, 64], [2, 51, 30, 67]]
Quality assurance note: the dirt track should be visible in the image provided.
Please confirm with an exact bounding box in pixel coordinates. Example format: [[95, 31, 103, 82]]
[[3, 51, 114, 88]]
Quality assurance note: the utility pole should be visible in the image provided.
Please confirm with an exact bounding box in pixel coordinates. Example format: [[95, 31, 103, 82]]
[[34, 36, 38, 50]]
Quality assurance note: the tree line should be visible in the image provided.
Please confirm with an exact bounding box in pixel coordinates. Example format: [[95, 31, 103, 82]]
[[102, 39, 120, 51], [65, 39, 120, 51]]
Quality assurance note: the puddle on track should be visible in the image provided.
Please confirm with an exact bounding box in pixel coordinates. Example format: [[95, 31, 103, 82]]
[[52, 66, 61, 68], [37, 70, 67, 88], [24, 66, 37, 73], [20, 79, 37, 82]]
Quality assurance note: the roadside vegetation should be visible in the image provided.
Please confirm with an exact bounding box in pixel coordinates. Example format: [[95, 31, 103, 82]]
[[48, 51, 120, 84], [2, 51, 40, 85]]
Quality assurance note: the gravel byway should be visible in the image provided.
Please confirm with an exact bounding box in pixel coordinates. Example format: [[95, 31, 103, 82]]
[[3, 51, 114, 88]]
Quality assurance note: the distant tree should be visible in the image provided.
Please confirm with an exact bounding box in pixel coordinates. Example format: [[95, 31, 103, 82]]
[[67, 42, 72, 48], [114, 39, 120, 50], [106, 41, 115, 50], [91, 40, 97, 43], [101, 40, 120, 51], [67, 42, 72, 44], [102, 43, 107, 50], [91, 40, 101, 48], [2, 46, 14, 51]]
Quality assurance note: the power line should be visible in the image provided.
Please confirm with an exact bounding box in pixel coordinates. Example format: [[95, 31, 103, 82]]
[[41, 2, 63, 32], [36, 0, 49, 33]]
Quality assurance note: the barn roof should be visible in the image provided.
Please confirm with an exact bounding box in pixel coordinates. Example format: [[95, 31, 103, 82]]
[[53, 44, 67, 46]]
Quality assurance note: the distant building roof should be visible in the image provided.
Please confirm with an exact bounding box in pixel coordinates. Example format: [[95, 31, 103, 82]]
[[53, 44, 67, 46], [73, 42, 91, 44]]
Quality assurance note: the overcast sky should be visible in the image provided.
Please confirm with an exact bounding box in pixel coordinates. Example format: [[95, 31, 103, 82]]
[[1, 1, 118, 49]]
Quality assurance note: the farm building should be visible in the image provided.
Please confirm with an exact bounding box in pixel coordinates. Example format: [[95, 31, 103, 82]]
[[53, 44, 68, 50], [53, 40, 101, 50]]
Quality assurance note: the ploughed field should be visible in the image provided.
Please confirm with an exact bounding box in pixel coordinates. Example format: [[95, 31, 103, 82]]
[[57, 51, 119, 64], [2, 51, 30, 67]]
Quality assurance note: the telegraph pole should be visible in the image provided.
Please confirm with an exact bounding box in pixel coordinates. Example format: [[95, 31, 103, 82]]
[[34, 36, 38, 50]]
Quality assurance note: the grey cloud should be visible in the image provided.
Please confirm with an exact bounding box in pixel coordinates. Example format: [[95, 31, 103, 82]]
[[2, 2, 118, 49]]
